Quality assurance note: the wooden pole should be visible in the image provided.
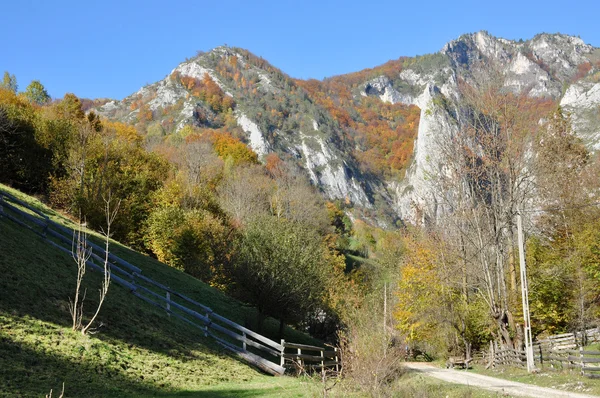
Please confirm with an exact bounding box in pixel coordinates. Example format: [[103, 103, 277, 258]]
[[334, 347, 339, 373], [320, 349, 324, 376], [166, 292, 171, 317], [383, 282, 387, 341], [517, 209, 535, 372]]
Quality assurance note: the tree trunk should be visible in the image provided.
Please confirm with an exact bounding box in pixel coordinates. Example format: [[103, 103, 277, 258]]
[[256, 310, 266, 334], [493, 308, 514, 349], [278, 318, 285, 340]]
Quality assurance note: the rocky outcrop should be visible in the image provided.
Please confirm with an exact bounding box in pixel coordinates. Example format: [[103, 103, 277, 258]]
[[391, 84, 458, 225], [296, 133, 370, 206], [95, 32, 599, 226], [561, 82, 600, 149]]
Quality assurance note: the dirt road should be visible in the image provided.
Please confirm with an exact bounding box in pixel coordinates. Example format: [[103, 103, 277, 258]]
[[404, 362, 598, 398]]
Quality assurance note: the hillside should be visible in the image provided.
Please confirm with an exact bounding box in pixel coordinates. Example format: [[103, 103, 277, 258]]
[[94, 31, 600, 225], [0, 184, 317, 397]]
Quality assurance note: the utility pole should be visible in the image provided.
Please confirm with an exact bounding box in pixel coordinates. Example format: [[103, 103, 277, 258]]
[[383, 282, 387, 357], [517, 209, 535, 372]]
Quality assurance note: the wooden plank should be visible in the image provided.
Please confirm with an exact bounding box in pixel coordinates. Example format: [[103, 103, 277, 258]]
[[47, 238, 137, 292], [89, 251, 134, 280], [1, 201, 48, 228], [47, 225, 130, 283], [583, 366, 600, 371], [132, 273, 213, 314], [132, 292, 206, 332], [244, 336, 281, 358], [0, 192, 49, 220], [547, 356, 569, 362], [283, 342, 325, 351], [584, 374, 600, 379], [548, 332, 576, 339], [210, 312, 283, 352], [581, 351, 600, 355], [209, 332, 284, 375], [207, 322, 281, 358], [48, 221, 142, 274], [0, 212, 45, 238], [306, 361, 340, 368], [579, 357, 600, 363], [135, 285, 209, 324], [282, 353, 326, 361]]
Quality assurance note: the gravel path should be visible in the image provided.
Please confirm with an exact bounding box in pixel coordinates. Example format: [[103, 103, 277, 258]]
[[404, 362, 599, 398]]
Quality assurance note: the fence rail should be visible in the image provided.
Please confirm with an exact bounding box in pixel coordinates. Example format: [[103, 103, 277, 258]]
[[533, 328, 600, 352], [281, 342, 340, 373], [0, 190, 340, 376], [480, 327, 600, 378]]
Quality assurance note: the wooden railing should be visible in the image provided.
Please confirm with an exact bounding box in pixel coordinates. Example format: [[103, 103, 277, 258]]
[[533, 328, 600, 352], [0, 190, 340, 376], [479, 327, 600, 378], [281, 342, 340, 373], [533, 347, 600, 378]]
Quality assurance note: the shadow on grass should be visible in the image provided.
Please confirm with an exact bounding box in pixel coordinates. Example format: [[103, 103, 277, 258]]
[[0, 336, 161, 397], [0, 216, 228, 361], [0, 201, 316, 383], [155, 387, 289, 397]]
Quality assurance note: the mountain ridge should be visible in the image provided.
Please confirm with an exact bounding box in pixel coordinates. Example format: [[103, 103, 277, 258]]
[[95, 31, 600, 225]]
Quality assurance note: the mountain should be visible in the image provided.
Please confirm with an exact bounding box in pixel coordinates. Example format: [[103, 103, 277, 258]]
[[95, 31, 600, 226]]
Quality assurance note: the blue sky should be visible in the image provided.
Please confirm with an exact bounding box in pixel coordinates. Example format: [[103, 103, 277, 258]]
[[1, 0, 598, 100]]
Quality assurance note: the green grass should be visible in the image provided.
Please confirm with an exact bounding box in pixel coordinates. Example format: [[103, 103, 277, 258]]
[[0, 184, 507, 397], [0, 184, 319, 397], [468, 363, 600, 396], [379, 371, 506, 397]]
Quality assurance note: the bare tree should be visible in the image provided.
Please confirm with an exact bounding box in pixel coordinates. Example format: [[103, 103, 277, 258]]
[[217, 165, 272, 224], [429, 73, 545, 349], [70, 193, 120, 335], [70, 214, 92, 331], [45, 382, 65, 398]]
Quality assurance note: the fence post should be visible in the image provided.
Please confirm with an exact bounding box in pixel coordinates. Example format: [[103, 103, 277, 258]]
[[297, 347, 302, 369], [130, 272, 138, 292], [320, 349, 324, 375], [334, 347, 339, 373], [242, 332, 247, 351], [580, 347, 585, 377], [280, 339, 285, 369], [166, 292, 171, 317], [204, 311, 210, 337]]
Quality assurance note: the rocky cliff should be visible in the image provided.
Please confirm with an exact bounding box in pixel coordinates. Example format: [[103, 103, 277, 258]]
[[96, 32, 600, 226]]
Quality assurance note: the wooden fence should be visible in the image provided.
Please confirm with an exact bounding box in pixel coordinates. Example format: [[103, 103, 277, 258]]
[[533, 328, 600, 352], [481, 328, 600, 378], [534, 347, 600, 378], [281, 342, 340, 374], [0, 191, 340, 376]]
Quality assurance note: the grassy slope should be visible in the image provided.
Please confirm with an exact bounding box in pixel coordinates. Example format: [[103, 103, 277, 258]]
[[0, 184, 318, 397], [469, 364, 600, 396], [0, 184, 503, 397]]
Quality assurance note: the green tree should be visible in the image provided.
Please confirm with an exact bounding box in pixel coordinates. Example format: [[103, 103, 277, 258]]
[[231, 216, 330, 335], [1, 72, 17, 93], [24, 80, 50, 106]]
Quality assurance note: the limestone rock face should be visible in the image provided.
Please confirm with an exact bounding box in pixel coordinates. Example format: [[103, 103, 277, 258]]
[[561, 82, 600, 150], [391, 84, 458, 225], [95, 32, 599, 225]]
